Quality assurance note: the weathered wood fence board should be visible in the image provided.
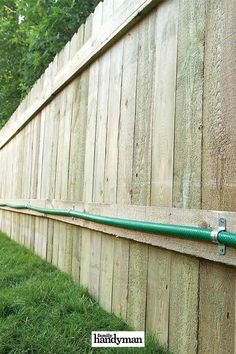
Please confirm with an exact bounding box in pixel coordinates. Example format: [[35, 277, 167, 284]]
[[173, 0, 205, 209], [0, 0, 236, 353]]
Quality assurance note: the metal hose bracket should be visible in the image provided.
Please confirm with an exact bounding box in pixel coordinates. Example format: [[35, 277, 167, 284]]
[[210, 218, 227, 255], [210, 218, 226, 243]]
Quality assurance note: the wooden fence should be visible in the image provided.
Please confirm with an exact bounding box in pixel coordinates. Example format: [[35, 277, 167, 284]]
[[0, 0, 235, 353]]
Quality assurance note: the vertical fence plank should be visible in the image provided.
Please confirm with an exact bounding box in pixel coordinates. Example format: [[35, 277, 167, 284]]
[[79, 230, 91, 287], [96, 0, 114, 310], [52, 221, 60, 267], [127, 242, 148, 330], [68, 25, 89, 283], [117, 26, 139, 205], [202, 0, 236, 212], [82, 3, 103, 300], [99, 234, 114, 312], [103, 0, 124, 315], [132, 12, 156, 206], [146, 247, 171, 345], [151, 0, 178, 207], [36, 107, 46, 257], [56, 43, 71, 271], [173, 0, 205, 209], [93, 51, 110, 203], [168, 3, 205, 351], [80, 3, 102, 296], [89, 229, 102, 300], [45, 59, 60, 266], [71, 225, 82, 284], [67, 26, 87, 202], [29, 116, 41, 250], [198, 261, 235, 354], [63, 223, 73, 274], [89, 2, 107, 298], [46, 220, 54, 264], [112, 22, 139, 322], [126, 13, 157, 332], [169, 253, 199, 354], [38, 67, 54, 259], [112, 237, 130, 321], [83, 3, 102, 203], [104, 40, 123, 203], [63, 29, 87, 276]]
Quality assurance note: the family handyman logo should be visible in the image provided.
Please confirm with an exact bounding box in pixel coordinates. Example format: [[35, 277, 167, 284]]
[[92, 331, 145, 347]]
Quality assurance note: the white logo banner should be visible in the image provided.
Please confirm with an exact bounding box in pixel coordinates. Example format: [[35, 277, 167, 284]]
[[91, 331, 145, 347]]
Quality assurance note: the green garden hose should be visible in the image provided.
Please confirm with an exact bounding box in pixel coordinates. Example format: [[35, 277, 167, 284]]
[[0, 202, 236, 248]]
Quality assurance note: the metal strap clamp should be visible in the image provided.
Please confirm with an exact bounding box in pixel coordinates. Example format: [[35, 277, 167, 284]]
[[210, 218, 226, 255]]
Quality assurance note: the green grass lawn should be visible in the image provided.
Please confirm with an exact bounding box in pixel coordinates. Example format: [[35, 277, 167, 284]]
[[0, 232, 168, 354]]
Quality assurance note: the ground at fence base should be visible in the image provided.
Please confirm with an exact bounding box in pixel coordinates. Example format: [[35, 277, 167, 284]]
[[0, 232, 169, 354]]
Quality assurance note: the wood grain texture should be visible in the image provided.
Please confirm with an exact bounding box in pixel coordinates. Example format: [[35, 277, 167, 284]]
[[57, 221, 67, 271], [53, 45, 71, 271], [52, 220, 60, 267], [89, 231, 102, 300], [16, 129, 26, 199], [169, 253, 199, 354], [83, 2, 103, 299], [92, 0, 114, 309], [67, 73, 88, 202], [99, 234, 114, 312], [30, 117, 41, 199], [132, 13, 156, 206], [111, 12, 139, 325], [170, 4, 206, 352], [34, 217, 41, 256], [71, 226, 82, 284], [46, 220, 54, 264], [93, 50, 110, 203], [126, 13, 157, 334], [63, 223, 73, 274], [202, 0, 236, 212], [63, 29, 86, 275], [67, 26, 87, 202], [40, 65, 54, 200], [79, 229, 91, 288], [83, 3, 102, 203], [117, 26, 139, 204], [127, 242, 148, 330], [74, 17, 93, 286], [93, 0, 114, 204], [198, 260, 235, 354], [112, 237, 130, 321], [11, 212, 20, 244], [173, 0, 205, 209], [104, 40, 123, 203], [151, 0, 178, 207], [146, 247, 171, 345]]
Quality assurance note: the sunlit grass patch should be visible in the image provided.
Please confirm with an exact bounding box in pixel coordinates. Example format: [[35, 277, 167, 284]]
[[0, 232, 169, 353]]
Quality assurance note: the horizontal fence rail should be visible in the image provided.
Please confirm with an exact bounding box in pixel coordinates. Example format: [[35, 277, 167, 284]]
[[1, 199, 236, 268], [1, 202, 236, 247]]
